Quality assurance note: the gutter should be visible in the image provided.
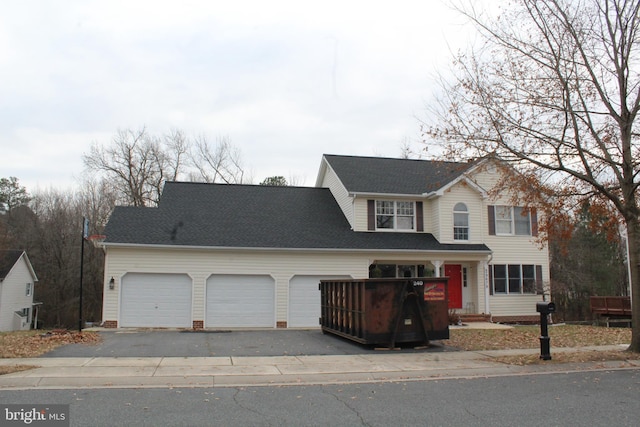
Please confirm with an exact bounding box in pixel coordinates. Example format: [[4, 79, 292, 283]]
[[100, 242, 492, 255]]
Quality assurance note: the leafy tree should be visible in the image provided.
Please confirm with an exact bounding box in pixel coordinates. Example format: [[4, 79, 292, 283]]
[[427, 0, 640, 351], [260, 176, 288, 186], [0, 177, 30, 214]]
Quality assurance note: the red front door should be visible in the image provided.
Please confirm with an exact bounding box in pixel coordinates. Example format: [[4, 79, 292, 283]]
[[444, 264, 463, 309]]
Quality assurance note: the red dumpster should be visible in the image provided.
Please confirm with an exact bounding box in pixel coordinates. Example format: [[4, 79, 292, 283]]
[[319, 277, 449, 347]]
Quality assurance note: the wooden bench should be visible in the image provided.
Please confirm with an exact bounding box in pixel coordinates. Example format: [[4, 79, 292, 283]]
[[590, 296, 632, 327]]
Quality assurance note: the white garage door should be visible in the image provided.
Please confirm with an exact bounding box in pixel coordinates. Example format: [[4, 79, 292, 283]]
[[206, 275, 274, 327], [289, 275, 350, 328], [120, 273, 192, 328]]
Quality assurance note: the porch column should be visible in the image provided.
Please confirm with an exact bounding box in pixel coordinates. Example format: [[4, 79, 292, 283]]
[[482, 260, 490, 315], [431, 260, 444, 277]]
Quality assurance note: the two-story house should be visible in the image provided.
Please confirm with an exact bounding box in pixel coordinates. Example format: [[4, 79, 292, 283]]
[[0, 250, 38, 331], [100, 154, 549, 329]]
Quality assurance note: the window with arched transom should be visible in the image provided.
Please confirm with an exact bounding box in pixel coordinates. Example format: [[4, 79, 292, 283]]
[[453, 202, 469, 240]]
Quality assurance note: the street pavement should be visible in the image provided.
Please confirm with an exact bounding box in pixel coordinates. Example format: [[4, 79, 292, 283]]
[[1, 325, 638, 390]]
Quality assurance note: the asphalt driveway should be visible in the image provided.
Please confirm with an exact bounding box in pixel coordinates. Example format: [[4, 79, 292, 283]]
[[42, 329, 449, 358]]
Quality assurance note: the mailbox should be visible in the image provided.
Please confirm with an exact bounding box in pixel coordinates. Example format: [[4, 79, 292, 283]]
[[536, 301, 554, 360], [536, 301, 556, 314]]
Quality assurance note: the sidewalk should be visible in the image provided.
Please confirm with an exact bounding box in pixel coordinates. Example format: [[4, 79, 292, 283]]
[[1, 345, 638, 390]]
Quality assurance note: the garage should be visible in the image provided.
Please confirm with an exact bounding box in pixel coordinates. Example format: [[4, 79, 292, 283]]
[[206, 274, 274, 327], [288, 275, 350, 328], [120, 273, 192, 328]]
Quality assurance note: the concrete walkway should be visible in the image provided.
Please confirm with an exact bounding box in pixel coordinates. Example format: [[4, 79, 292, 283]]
[[1, 345, 638, 390]]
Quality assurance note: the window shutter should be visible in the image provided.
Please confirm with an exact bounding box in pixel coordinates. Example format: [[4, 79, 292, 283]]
[[488, 205, 496, 235], [531, 207, 539, 237], [488, 265, 494, 295], [416, 201, 424, 232], [367, 200, 375, 231], [536, 265, 543, 294]]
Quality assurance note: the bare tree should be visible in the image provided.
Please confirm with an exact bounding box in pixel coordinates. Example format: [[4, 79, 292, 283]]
[[83, 128, 189, 207], [189, 135, 248, 184], [426, 0, 640, 351]]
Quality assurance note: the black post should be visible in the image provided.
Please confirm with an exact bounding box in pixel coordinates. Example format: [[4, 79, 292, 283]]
[[539, 313, 551, 360], [79, 217, 89, 332]]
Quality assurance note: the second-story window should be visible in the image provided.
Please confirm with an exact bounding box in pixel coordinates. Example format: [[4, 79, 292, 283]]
[[376, 201, 414, 230], [453, 202, 469, 240], [494, 206, 531, 236]]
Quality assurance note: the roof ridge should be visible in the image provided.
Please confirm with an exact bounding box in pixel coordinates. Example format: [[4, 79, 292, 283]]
[[323, 153, 470, 166], [163, 181, 320, 190]]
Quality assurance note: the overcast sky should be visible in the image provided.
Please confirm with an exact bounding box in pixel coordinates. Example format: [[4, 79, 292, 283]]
[[0, 0, 492, 192]]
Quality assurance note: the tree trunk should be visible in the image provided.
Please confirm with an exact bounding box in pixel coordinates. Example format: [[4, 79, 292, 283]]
[[626, 218, 640, 352]]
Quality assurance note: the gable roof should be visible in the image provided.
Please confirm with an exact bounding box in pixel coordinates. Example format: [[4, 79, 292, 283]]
[[321, 154, 477, 195], [104, 182, 490, 253], [0, 250, 38, 282]]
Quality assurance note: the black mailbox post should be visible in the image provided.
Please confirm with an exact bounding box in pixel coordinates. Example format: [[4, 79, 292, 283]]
[[536, 301, 556, 360]]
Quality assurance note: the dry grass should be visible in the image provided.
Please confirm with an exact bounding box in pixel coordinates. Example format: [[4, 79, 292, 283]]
[[0, 365, 36, 375], [0, 330, 101, 358], [448, 325, 631, 351], [448, 324, 635, 365], [492, 350, 640, 366]]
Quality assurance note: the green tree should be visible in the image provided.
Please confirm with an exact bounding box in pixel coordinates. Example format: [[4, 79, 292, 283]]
[[260, 176, 288, 186], [550, 205, 628, 321], [427, 0, 640, 351], [0, 177, 30, 214]]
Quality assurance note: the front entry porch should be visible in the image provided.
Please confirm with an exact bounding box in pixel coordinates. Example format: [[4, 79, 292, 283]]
[[368, 260, 489, 318]]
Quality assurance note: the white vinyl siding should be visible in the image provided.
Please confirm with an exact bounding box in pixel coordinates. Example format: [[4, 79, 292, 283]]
[[435, 181, 484, 244], [319, 162, 354, 228], [0, 254, 35, 332], [489, 295, 543, 316], [103, 248, 369, 327]]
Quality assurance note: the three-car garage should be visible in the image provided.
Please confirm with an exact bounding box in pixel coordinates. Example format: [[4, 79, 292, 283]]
[[117, 272, 339, 329]]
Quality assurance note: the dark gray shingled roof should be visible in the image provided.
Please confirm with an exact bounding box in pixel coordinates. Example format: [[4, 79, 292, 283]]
[[104, 181, 490, 253], [0, 250, 23, 280], [323, 154, 475, 195]]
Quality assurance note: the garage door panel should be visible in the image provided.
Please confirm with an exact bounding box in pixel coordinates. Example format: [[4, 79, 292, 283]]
[[206, 275, 274, 327], [121, 273, 192, 328], [289, 275, 350, 328]]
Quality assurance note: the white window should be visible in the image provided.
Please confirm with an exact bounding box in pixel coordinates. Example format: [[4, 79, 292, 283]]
[[26, 283, 32, 297], [495, 206, 531, 236], [376, 201, 415, 230], [490, 264, 539, 294], [453, 202, 469, 240]]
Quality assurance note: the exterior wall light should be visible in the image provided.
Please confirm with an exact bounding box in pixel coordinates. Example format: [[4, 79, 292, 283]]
[[109, 277, 115, 290]]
